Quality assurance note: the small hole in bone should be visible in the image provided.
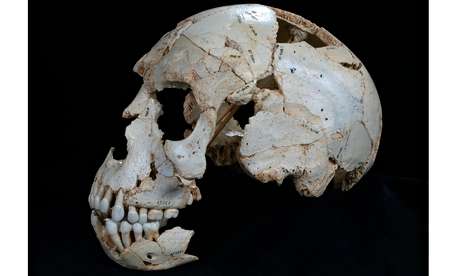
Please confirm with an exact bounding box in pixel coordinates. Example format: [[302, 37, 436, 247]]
[[233, 101, 255, 129], [157, 87, 192, 141], [149, 162, 157, 181], [112, 145, 128, 160], [256, 74, 279, 90], [276, 18, 327, 47]]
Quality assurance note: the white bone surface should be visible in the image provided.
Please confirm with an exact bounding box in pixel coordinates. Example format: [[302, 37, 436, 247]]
[[88, 4, 382, 270]]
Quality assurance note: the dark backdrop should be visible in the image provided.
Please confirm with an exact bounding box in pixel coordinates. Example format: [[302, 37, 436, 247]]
[[30, 0, 428, 275]]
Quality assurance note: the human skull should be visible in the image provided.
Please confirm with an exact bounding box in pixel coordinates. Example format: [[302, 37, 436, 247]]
[[88, 4, 382, 270]]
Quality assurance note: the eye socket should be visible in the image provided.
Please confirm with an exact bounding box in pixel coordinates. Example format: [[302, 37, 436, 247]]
[[156, 87, 192, 141]]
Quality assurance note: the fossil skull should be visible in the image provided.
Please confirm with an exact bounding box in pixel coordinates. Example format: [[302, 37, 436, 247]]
[[88, 4, 382, 270]]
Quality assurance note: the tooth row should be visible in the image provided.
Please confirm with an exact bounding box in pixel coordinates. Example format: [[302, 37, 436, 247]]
[[94, 187, 184, 252], [104, 219, 162, 251], [125, 206, 179, 224], [93, 187, 180, 225], [102, 208, 179, 252]]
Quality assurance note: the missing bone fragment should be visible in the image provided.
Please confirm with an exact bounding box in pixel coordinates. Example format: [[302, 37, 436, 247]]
[[305, 32, 328, 48], [157, 88, 192, 141], [111, 119, 132, 160], [112, 143, 128, 160], [233, 101, 255, 129], [256, 74, 279, 90], [276, 18, 328, 47]]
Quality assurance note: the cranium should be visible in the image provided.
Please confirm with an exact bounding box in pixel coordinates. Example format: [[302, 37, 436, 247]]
[[88, 4, 382, 270]]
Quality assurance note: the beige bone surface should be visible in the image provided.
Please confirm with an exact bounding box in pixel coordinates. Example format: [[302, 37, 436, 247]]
[[88, 4, 382, 270]]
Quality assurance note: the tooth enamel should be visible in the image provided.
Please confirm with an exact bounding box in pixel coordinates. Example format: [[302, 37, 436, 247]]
[[139, 208, 148, 224], [132, 223, 143, 241], [111, 190, 125, 222], [94, 185, 106, 210], [105, 219, 124, 251], [90, 211, 98, 227], [100, 187, 113, 214], [187, 193, 193, 205], [143, 222, 160, 240], [89, 192, 95, 209], [147, 209, 163, 221], [119, 221, 132, 248], [164, 208, 179, 219], [127, 206, 139, 223]]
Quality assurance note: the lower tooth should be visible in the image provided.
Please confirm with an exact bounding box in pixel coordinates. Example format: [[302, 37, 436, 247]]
[[139, 208, 148, 224], [164, 208, 179, 219], [119, 221, 132, 248], [90, 211, 98, 227], [105, 219, 124, 251], [133, 223, 143, 241], [127, 206, 139, 223], [143, 222, 160, 240]]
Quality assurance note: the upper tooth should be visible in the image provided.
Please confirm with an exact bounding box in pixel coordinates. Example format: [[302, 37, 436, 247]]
[[100, 187, 113, 214], [127, 206, 139, 223], [94, 185, 106, 210], [147, 209, 163, 221], [105, 219, 124, 251], [133, 223, 143, 241], [164, 208, 179, 219], [111, 190, 125, 222], [119, 221, 132, 248], [139, 208, 148, 224]]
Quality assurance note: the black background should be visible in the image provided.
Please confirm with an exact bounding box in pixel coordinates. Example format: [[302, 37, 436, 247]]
[[30, 0, 428, 275]]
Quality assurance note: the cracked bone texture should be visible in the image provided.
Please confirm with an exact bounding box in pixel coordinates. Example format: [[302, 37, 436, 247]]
[[88, 4, 382, 271]]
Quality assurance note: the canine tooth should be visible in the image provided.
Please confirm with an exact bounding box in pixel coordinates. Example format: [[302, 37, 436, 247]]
[[187, 193, 193, 205], [164, 208, 179, 219], [139, 208, 148, 224], [133, 223, 143, 241], [111, 190, 125, 222], [127, 206, 139, 223], [100, 187, 113, 214], [147, 209, 163, 221], [105, 219, 124, 251], [143, 222, 160, 240], [94, 185, 106, 210], [119, 221, 132, 248]]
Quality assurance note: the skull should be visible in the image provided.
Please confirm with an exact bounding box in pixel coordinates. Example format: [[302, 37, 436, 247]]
[[88, 4, 382, 270]]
